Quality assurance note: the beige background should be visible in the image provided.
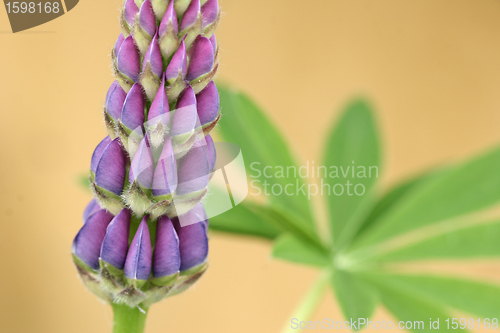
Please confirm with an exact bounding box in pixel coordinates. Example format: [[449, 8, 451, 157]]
[[1, 0, 500, 332]]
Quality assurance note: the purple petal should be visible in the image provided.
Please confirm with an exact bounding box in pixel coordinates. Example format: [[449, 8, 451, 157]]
[[201, 0, 218, 28], [121, 83, 145, 131], [159, 0, 177, 37], [105, 81, 127, 120], [142, 33, 163, 78], [165, 40, 187, 81], [139, 0, 156, 37], [153, 216, 180, 277], [72, 210, 114, 270], [100, 209, 131, 269], [176, 137, 210, 195], [91, 136, 112, 174], [152, 138, 178, 196], [179, 0, 200, 31], [117, 36, 140, 82], [130, 136, 154, 189], [186, 36, 214, 81], [95, 138, 127, 195], [124, 218, 152, 280], [176, 202, 208, 227], [115, 33, 125, 54], [172, 209, 208, 271], [196, 81, 219, 126], [209, 34, 216, 55], [83, 199, 101, 223], [170, 86, 197, 137], [204, 134, 216, 171], [148, 73, 170, 122], [124, 0, 139, 26]]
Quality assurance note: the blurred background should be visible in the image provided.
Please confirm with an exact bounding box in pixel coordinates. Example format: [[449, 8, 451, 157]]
[[1, 0, 500, 332]]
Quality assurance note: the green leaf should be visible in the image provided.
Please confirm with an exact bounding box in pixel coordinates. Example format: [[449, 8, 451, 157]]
[[208, 201, 282, 239], [331, 270, 377, 328], [353, 146, 500, 249], [362, 273, 468, 333], [322, 99, 381, 248], [365, 273, 500, 320], [272, 234, 330, 267], [357, 169, 442, 237], [217, 85, 315, 238], [374, 219, 500, 262]]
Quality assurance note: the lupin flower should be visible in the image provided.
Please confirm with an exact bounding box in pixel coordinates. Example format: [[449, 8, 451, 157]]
[[73, 0, 221, 326]]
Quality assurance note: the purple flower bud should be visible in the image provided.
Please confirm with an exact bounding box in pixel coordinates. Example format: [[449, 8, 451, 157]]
[[186, 36, 214, 81], [196, 81, 219, 127], [142, 33, 163, 78], [159, 0, 177, 38], [115, 33, 125, 54], [158, 0, 178, 60], [172, 208, 208, 271], [117, 35, 140, 83], [180, 0, 200, 32], [170, 86, 198, 141], [123, 0, 139, 28], [130, 136, 154, 189], [148, 74, 170, 122], [120, 83, 145, 132], [95, 138, 127, 196], [83, 199, 101, 223], [153, 216, 180, 278], [105, 81, 127, 121], [91, 136, 112, 174], [209, 34, 217, 55], [201, 0, 219, 28], [152, 137, 177, 197], [138, 0, 156, 38], [124, 218, 152, 281], [204, 134, 216, 172], [176, 137, 210, 195], [141, 33, 163, 101], [100, 209, 131, 270], [165, 40, 187, 82], [72, 210, 114, 270]]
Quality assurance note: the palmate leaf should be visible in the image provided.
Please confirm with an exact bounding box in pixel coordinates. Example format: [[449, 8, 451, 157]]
[[322, 99, 382, 250], [272, 233, 329, 267], [215, 85, 319, 242], [360, 272, 469, 333], [331, 270, 377, 329], [350, 145, 500, 250]]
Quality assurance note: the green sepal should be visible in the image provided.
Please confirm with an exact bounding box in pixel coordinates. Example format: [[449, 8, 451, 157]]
[[112, 53, 134, 93], [117, 121, 143, 157], [90, 178, 125, 215], [132, 17, 153, 55], [72, 253, 98, 274], [151, 0, 168, 21], [166, 71, 187, 102], [124, 180, 154, 216], [174, 0, 191, 17], [140, 63, 161, 102], [103, 109, 119, 139], [190, 61, 219, 94], [147, 197, 173, 220], [119, 8, 132, 38], [159, 23, 179, 62], [201, 8, 220, 38], [178, 13, 202, 48], [169, 262, 208, 297], [99, 259, 128, 295], [166, 189, 207, 217], [151, 272, 179, 287]]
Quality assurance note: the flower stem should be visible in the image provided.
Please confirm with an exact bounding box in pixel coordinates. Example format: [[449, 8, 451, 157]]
[[281, 271, 330, 333], [111, 303, 149, 333]]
